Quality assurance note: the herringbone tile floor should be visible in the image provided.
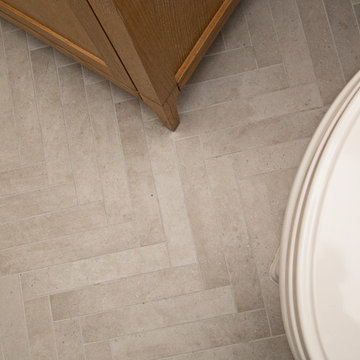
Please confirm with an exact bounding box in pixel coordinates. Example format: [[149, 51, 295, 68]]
[[0, 0, 359, 359]]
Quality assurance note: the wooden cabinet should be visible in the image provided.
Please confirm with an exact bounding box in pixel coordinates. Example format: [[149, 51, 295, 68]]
[[0, 0, 240, 130]]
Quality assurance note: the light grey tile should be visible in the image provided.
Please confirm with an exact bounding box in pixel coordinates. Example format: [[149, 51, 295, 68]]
[[232, 138, 309, 179], [86, 81, 132, 224], [176, 137, 230, 289], [178, 64, 288, 114], [110, 311, 269, 360], [50, 264, 203, 320], [0, 201, 107, 250], [82, 66, 104, 85], [58, 63, 103, 204], [54, 49, 76, 67], [0, 163, 47, 197], [222, 4, 251, 50], [27, 33, 48, 50], [296, 0, 345, 104], [0, 18, 18, 33], [175, 83, 322, 139], [54, 319, 85, 360], [21, 243, 169, 299], [144, 120, 197, 266], [206, 156, 263, 312], [0, 183, 76, 224], [188, 47, 256, 84], [31, 47, 73, 184], [323, 0, 360, 81], [4, 30, 44, 164], [270, 0, 316, 86], [84, 342, 112, 360], [244, 0, 282, 67], [0, 222, 137, 276], [0, 275, 30, 359], [25, 297, 57, 360], [116, 100, 164, 245], [81, 286, 236, 342], [206, 33, 225, 55], [202, 107, 325, 158], [110, 82, 134, 103]]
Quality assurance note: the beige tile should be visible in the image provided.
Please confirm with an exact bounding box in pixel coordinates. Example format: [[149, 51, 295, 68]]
[[355, 4, 360, 25], [25, 297, 57, 360], [296, 0, 345, 104], [164, 335, 293, 360], [178, 64, 288, 114], [0, 344, 4, 360], [0, 183, 76, 224], [176, 137, 229, 289], [233, 138, 309, 179], [202, 107, 325, 158], [110, 310, 269, 360], [82, 65, 105, 85], [188, 47, 256, 84], [270, 0, 316, 86], [0, 222, 137, 276], [206, 33, 225, 55], [0, 163, 47, 197], [58, 63, 103, 204], [54, 319, 85, 360], [244, 0, 282, 67], [4, 30, 44, 165], [222, 4, 251, 50], [206, 156, 263, 312], [144, 120, 197, 266], [81, 286, 235, 343], [54, 49, 76, 67], [21, 243, 169, 299], [84, 342, 112, 360], [26, 33, 48, 50], [0, 18, 18, 32], [111, 82, 134, 103], [31, 47, 73, 184], [116, 100, 164, 245], [0, 201, 107, 250], [86, 81, 132, 224], [140, 100, 158, 121], [0, 30, 19, 171], [323, 0, 360, 81], [0, 275, 30, 359], [50, 264, 203, 320], [175, 83, 322, 139]]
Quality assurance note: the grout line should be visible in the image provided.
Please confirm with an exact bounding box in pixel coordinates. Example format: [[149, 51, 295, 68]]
[[78, 318, 88, 360], [352, 2, 360, 36], [53, 47, 80, 207], [47, 295, 60, 360]]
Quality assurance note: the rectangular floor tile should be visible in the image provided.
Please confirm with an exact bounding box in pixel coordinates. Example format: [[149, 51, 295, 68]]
[[174, 83, 322, 139], [21, 243, 169, 299], [110, 311, 269, 360], [116, 100, 165, 245], [0, 275, 30, 359], [86, 81, 132, 224], [206, 156, 263, 312], [178, 64, 288, 114], [144, 120, 197, 266], [270, 0, 316, 86], [0, 201, 107, 250], [50, 264, 203, 320], [26, 33, 47, 50], [84, 342, 112, 360], [323, 0, 360, 81], [0, 163, 47, 197], [81, 286, 235, 343], [54, 319, 84, 360], [244, 0, 282, 67], [176, 137, 230, 289], [58, 63, 103, 205], [296, 0, 345, 104], [25, 297, 57, 360], [111, 82, 134, 103], [31, 47, 73, 184], [202, 107, 325, 158], [0, 222, 137, 276], [188, 46, 256, 84], [4, 30, 44, 165], [0, 183, 76, 224]]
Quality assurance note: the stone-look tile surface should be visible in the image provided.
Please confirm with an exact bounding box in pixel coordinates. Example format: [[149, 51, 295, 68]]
[[0, 1, 355, 357]]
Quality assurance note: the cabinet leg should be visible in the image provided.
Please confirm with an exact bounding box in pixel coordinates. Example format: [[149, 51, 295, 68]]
[[142, 88, 180, 131]]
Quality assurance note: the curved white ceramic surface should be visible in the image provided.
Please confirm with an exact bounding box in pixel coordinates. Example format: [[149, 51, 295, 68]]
[[279, 70, 360, 360]]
